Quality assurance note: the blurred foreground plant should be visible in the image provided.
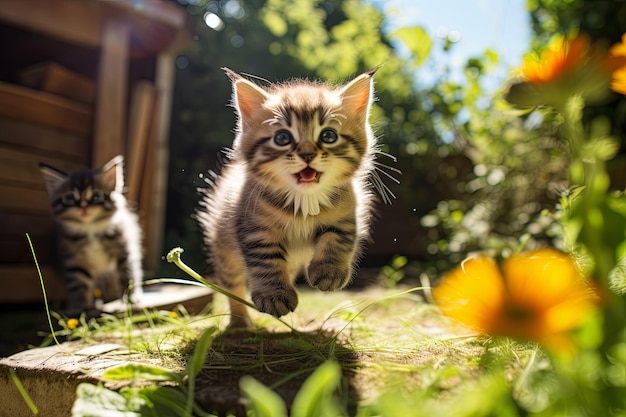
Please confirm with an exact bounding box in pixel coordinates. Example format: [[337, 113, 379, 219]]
[[433, 31, 626, 416], [433, 249, 598, 353]]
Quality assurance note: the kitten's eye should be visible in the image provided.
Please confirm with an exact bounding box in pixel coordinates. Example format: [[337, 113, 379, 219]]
[[274, 131, 293, 146], [319, 129, 338, 144], [91, 192, 102, 203], [62, 193, 77, 206]]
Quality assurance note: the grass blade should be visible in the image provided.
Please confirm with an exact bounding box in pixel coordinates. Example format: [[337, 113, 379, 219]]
[[240, 376, 288, 417], [102, 364, 181, 384], [185, 326, 217, 416], [10, 368, 39, 416], [291, 361, 343, 417], [26, 233, 60, 346]]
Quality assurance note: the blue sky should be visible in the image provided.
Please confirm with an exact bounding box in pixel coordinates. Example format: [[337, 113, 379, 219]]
[[369, 0, 531, 84]]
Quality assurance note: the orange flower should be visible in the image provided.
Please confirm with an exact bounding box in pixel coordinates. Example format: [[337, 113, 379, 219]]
[[521, 34, 590, 84], [433, 249, 598, 351], [608, 33, 626, 95], [506, 33, 620, 108]]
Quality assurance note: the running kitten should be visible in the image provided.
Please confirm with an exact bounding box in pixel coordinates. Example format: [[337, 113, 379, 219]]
[[39, 156, 143, 315], [198, 68, 383, 327]]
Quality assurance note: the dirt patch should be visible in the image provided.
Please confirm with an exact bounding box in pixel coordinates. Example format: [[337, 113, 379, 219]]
[[192, 286, 486, 416], [194, 329, 359, 416]]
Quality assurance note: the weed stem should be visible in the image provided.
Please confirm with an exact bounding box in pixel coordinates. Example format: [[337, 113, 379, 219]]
[[166, 247, 296, 330], [167, 247, 256, 309], [27, 233, 60, 346]]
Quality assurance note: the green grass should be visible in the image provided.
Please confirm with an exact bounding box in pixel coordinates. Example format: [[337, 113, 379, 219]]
[[19, 245, 617, 417], [33, 278, 534, 417]]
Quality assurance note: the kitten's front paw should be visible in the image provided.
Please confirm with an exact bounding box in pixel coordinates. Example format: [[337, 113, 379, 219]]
[[308, 262, 351, 291], [251, 286, 298, 317]]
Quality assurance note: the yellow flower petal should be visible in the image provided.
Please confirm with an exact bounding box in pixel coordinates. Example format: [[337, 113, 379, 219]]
[[67, 318, 79, 330], [434, 249, 598, 352], [433, 256, 505, 332], [502, 249, 579, 306], [609, 33, 626, 95]]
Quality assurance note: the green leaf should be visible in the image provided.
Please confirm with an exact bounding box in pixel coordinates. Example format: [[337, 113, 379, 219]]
[[240, 376, 288, 417], [133, 386, 190, 417], [262, 10, 288, 37], [583, 137, 619, 162], [73, 383, 144, 417], [186, 327, 216, 379], [391, 255, 408, 270], [569, 192, 626, 274], [606, 193, 626, 260], [185, 326, 217, 415], [101, 364, 181, 384], [291, 361, 343, 417], [484, 49, 499, 68], [391, 26, 432, 68], [504, 80, 568, 109]]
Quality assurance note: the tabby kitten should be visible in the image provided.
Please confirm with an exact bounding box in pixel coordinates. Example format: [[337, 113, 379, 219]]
[[198, 68, 382, 328], [39, 156, 143, 315]]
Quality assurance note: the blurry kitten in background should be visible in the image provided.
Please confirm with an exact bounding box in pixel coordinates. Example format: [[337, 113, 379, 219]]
[[198, 68, 394, 328], [39, 155, 143, 315]]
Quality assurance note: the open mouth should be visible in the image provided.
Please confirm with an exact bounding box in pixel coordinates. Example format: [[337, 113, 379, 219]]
[[296, 167, 320, 183]]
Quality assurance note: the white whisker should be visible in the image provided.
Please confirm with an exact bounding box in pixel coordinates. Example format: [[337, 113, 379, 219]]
[[373, 162, 401, 183]]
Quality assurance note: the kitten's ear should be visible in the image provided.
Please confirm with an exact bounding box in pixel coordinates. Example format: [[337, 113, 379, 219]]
[[339, 69, 377, 117], [99, 155, 124, 193], [39, 162, 67, 199], [223, 67, 269, 124]]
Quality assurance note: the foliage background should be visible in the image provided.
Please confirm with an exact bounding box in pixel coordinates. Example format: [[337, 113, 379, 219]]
[[528, 0, 626, 186], [160, 0, 626, 282]]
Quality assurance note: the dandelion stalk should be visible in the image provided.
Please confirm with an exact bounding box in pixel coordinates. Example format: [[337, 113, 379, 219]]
[[167, 247, 255, 309], [166, 247, 295, 330]]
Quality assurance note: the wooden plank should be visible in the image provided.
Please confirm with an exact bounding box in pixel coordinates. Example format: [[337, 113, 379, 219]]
[[126, 82, 156, 204], [0, 148, 85, 188], [0, 185, 50, 216], [101, 0, 188, 58], [103, 285, 213, 315], [0, 0, 102, 47], [0, 214, 54, 264], [0, 266, 64, 303], [0, 82, 92, 136], [103, 0, 187, 30], [19, 62, 96, 105], [0, 214, 53, 237], [0, 118, 88, 163], [92, 18, 129, 167], [138, 93, 159, 273], [142, 51, 179, 273]]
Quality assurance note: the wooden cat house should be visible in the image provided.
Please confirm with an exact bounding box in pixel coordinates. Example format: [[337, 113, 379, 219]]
[[0, 0, 188, 304]]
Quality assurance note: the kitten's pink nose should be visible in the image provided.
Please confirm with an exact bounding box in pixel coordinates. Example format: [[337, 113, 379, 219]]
[[298, 151, 316, 162]]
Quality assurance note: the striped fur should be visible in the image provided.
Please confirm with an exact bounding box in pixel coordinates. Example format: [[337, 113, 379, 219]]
[[198, 69, 379, 327], [39, 156, 143, 315]]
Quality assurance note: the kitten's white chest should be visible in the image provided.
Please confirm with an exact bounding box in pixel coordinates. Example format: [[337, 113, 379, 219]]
[[82, 237, 117, 272]]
